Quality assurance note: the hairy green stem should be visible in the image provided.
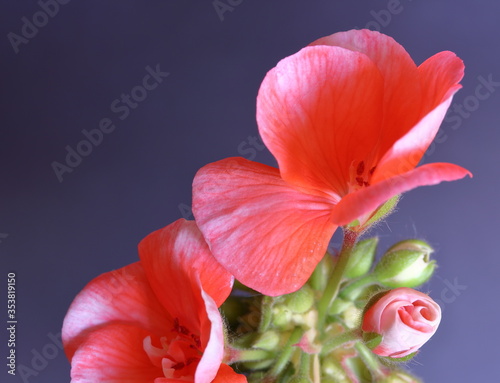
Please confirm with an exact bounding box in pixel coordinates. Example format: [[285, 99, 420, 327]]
[[267, 327, 305, 378], [354, 341, 385, 380], [317, 229, 359, 331], [301, 352, 312, 375], [321, 329, 361, 355], [225, 346, 274, 364]]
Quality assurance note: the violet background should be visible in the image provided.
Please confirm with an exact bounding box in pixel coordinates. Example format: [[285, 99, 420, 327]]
[[0, 1, 498, 382]]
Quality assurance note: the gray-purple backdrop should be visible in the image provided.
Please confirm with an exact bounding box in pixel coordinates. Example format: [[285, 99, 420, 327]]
[[1, 1, 498, 382]]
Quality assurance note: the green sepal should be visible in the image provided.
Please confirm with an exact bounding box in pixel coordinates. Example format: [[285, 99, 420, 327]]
[[382, 351, 418, 363], [362, 332, 383, 349], [365, 194, 400, 227], [344, 237, 378, 279]]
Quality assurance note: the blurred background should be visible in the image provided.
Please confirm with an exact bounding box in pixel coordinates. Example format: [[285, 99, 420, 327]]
[[0, 1, 498, 382]]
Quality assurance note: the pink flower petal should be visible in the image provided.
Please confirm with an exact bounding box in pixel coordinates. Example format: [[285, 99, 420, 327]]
[[331, 162, 472, 226], [193, 157, 337, 296], [418, 51, 465, 117], [138, 219, 234, 331], [311, 29, 423, 157], [372, 52, 464, 181], [62, 263, 169, 361], [363, 288, 442, 358], [70, 323, 162, 382], [195, 290, 226, 383], [257, 44, 385, 196]]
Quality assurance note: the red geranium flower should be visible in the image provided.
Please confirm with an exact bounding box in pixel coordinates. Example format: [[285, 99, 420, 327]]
[[192, 30, 471, 296], [62, 219, 246, 383]]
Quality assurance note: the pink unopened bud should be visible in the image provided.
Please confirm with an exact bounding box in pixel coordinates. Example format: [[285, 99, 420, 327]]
[[362, 288, 441, 358]]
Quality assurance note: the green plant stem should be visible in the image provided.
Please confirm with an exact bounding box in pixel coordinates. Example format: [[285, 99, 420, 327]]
[[321, 329, 361, 355], [225, 346, 274, 364], [339, 274, 377, 301], [267, 327, 305, 378], [354, 341, 385, 380], [317, 229, 359, 332], [299, 352, 311, 378]]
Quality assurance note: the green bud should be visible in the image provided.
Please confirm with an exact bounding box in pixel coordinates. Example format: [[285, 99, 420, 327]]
[[252, 330, 280, 351], [344, 237, 378, 278], [342, 304, 362, 329], [309, 252, 335, 291], [386, 239, 433, 254], [272, 306, 293, 329], [329, 296, 353, 315], [379, 370, 422, 382], [374, 240, 436, 288], [284, 285, 315, 314]]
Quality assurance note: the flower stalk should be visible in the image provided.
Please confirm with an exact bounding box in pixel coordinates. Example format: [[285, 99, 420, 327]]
[[267, 327, 305, 378], [317, 229, 359, 332]]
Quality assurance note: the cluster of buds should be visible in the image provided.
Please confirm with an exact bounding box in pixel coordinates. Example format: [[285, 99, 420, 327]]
[[221, 238, 441, 383]]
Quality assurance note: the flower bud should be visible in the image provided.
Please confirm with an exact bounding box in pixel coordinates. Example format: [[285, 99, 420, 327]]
[[284, 285, 315, 314], [374, 240, 436, 288], [272, 306, 293, 329], [362, 287, 441, 358], [252, 330, 280, 351], [344, 237, 378, 279], [329, 296, 353, 315]]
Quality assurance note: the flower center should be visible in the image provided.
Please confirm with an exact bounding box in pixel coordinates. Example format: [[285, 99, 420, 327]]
[[143, 318, 203, 379], [348, 160, 376, 193]]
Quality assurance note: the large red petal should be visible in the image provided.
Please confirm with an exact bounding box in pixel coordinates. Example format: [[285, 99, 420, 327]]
[[138, 219, 234, 332], [331, 162, 472, 226], [192, 157, 337, 296], [62, 263, 169, 361], [418, 51, 464, 118], [70, 323, 162, 383], [211, 364, 248, 383], [257, 45, 384, 196], [373, 52, 464, 180], [310, 29, 422, 161], [373, 95, 456, 182]]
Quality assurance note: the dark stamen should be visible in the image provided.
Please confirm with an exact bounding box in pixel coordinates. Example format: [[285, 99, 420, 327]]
[[191, 334, 201, 349], [186, 357, 198, 366], [172, 318, 190, 336], [172, 362, 185, 370], [357, 161, 365, 175]]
